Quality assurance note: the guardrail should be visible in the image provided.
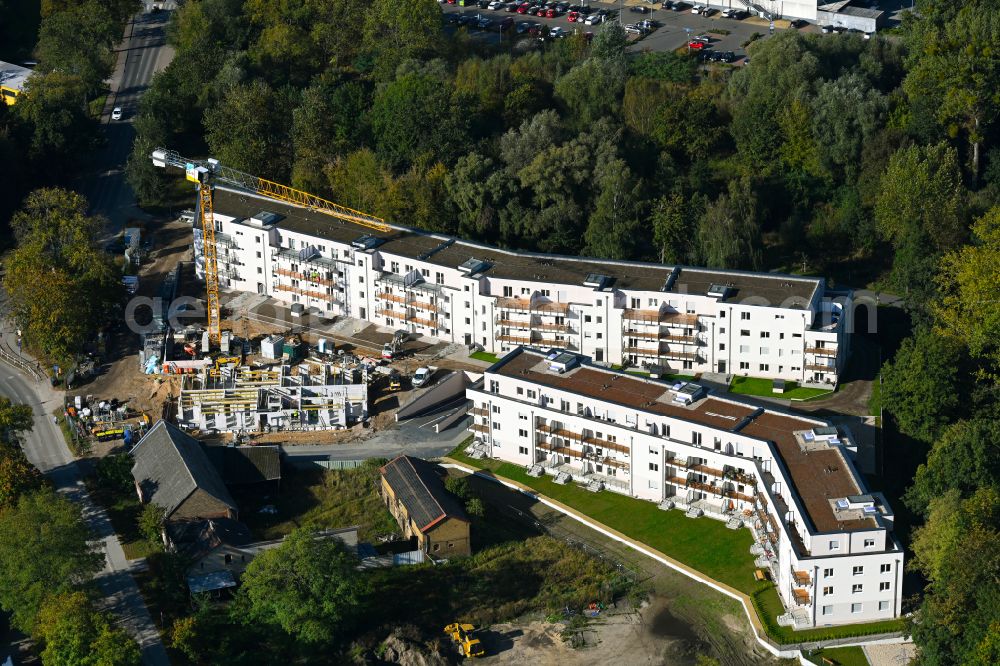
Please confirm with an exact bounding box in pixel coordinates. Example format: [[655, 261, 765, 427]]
[[0, 345, 45, 381]]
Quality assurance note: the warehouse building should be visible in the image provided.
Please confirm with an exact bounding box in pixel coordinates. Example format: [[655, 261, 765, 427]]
[[201, 188, 852, 386], [467, 348, 903, 629]]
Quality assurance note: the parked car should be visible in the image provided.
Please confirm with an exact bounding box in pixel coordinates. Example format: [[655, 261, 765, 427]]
[[702, 7, 715, 16], [516, 20, 532, 32], [567, 10, 579, 21], [721, 8, 734, 18], [478, 0, 491, 8], [687, 39, 706, 49], [692, 34, 710, 43], [548, 26, 568, 38], [111, 107, 123, 121], [691, 4, 704, 13], [500, 15, 514, 29], [821, 24, 833, 33], [535, 6, 547, 16], [584, 12, 604, 24], [517, 2, 530, 12], [412, 367, 436, 388], [489, 0, 504, 7], [669, 1, 689, 11]]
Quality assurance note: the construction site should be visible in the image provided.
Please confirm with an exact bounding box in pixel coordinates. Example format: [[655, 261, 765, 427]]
[[178, 361, 368, 433]]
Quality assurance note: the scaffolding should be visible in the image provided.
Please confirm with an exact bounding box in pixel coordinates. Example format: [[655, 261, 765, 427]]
[[179, 364, 368, 432]]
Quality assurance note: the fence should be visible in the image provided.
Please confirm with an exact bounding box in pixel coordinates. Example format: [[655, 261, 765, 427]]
[[286, 456, 366, 471], [0, 345, 46, 381]]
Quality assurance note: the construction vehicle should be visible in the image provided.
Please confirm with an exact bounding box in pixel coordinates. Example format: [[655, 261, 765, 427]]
[[150, 148, 389, 347], [443, 623, 485, 659], [387, 370, 401, 392]]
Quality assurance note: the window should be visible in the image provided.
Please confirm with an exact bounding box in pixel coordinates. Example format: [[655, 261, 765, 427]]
[[823, 586, 834, 596], [433, 544, 440, 552], [436, 272, 444, 284], [864, 538, 876, 548], [760, 331, 770, 338], [741, 312, 750, 320], [720, 327, 725, 334], [518, 446, 528, 455], [649, 462, 659, 472], [829, 540, 840, 551], [719, 343, 726, 351], [516, 387, 524, 395], [880, 563, 891, 574], [492, 422, 500, 430], [720, 311, 726, 318], [257, 267, 262, 274], [492, 405, 500, 413], [760, 347, 769, 355], [584, 315, 592, 323], [692, 432, 702, 445], [739, 361, 750, 370], [255, 251, 262, 258], [739, 345, 750, 353], [518, 429, 528, 437], [879, 600, 890, 611], [740, 329, 750, 337], [851, 603, 863, 614], [527, 390, 536, 399], [759, 364, 769, 371], [853, 566, 864, 576], [596, 332, 603, 339], [597, 316, 603, 323], [852, 584, 863, 594], [823, 568, 834, 578], [518, 413, 527, 420], [879, 582, 890, 592]]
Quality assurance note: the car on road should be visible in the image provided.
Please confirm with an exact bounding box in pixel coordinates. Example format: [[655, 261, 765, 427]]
[[111, 107, 123, 121]]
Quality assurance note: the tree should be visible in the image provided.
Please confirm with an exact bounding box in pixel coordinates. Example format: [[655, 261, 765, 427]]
[[649, 192, 701, 264], [0, 396, 33, 434], [880, 328, 965, 444], [370, 72, 466, 170], [910, 487, 1000, 665], [935, 207, 1000, 376], [234, 529, 368, 645], [94, 454, 134, 494], [4, 189, 124, 363], [15, 71, 96, 171], [554, 58, 624, 127], [591, 22, 627, 63], [0, 444, 43, 511], [904, 6, 1000, 179], [906, 419, 1000, 516], [583, 162, 643, 260], [444, 152, 509, 241], [363, 0, 443, 79], [34, 1, 118, 96], [139, 503, 166, 545], [445, 476, 470, 501], [875, 142, 967, 314], [35, 591, 141, 666], [291, 77, 369, 192], [695, 181, 761, 270], [203, 80, 292, 181], [810, 72, 888, 181], [465, 497, 485, 519], [0, 489, 102, 633]]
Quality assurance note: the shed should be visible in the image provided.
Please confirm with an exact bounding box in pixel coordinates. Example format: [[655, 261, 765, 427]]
[[379, 456, 471, 557]]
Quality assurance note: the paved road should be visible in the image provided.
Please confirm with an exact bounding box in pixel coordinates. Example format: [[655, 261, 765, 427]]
[[0, 369, 170, 666], [82, 5, 176, 239], [280, 415, 472, 461]]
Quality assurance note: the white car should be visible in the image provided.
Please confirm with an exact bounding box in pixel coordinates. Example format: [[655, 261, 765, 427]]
[[489, 0, 504, 8], [691, 4, 704, 13], [624, 23, 642, 34], [111, 107, 123, 120], [584, 13, 604, 25], [549, 26, 568, 38], [721, 8, 733, 18], [412, 367, 433, 388]]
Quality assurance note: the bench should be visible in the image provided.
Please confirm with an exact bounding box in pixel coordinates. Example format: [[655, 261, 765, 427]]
[[821, 657, 838, 666]]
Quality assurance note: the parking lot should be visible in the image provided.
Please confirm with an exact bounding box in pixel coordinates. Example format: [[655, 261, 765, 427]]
[[439, 0, 800, 59]]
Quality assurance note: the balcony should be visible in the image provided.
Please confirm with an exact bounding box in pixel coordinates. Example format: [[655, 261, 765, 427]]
[[470, 407, 489, 417], [582, 435, 629, 455], [792, 570, 812, 587], [410, 299, 444, 313], [661, 350, 698, 362], [624, 346, 660, 356], [661, 312, 700, 327], [277, 267, 335, 286], [497, 334, 533, 346], [376, 292, 407, 305], [533, 321, 572, 333], [536, 423, 580, 440], [622, 308, 662, 323], [805, 346, 838, 357], [496, 297, 532, 312], [806, 363, 836, 372], [495, 317, 531, 328], [274, 284, 329, 301], [538, 441, 630, 472], [469, 423, 490, 434], [665, 476, 754, 503], [660, 334, 698, 345], [791, 589, 811, 606], [623, 330, 658, 340]]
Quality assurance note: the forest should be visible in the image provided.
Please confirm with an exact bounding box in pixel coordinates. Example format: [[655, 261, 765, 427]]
[[1, 0, 1000, 663]]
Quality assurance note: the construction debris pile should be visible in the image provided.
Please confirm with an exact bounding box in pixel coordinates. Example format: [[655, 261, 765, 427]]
[[63, 395, 151, 448], [178, 359, 368, 433]]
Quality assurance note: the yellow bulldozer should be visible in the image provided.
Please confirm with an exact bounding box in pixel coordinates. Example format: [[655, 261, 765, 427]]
[[443, 623, 485, 659]]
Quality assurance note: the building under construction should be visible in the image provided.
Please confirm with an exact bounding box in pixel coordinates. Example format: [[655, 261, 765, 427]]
[[179, 363, 367, 433]]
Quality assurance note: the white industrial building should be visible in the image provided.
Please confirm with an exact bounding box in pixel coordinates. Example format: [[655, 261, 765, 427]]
[[179, 363, 367, 432], [467, 348, 903, 629], [197, 187, 852, 386]]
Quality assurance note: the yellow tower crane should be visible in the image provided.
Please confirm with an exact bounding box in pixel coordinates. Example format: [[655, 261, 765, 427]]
[[151, 149, 389, 346]]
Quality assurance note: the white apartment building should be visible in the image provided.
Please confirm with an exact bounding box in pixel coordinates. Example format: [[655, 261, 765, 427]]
[[466, 348, 903, 629], [197, 187, 851, 385]]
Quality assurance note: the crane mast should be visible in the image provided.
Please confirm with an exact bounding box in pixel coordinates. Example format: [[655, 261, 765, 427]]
[[151, 148, 388, 347]]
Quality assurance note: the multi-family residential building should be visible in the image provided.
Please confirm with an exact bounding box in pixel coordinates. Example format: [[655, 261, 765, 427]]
[[198, 187, 852, 385], [466, 348, 903, 629]]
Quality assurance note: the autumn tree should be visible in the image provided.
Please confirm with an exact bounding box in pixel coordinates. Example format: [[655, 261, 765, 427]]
[[4, 188, 123, 363], [34, 591, 141, 666]]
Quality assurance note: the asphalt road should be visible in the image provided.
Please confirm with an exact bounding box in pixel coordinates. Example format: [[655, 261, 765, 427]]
[[83, 5, 176, 240], [280, 415, 473, 462], [0, 369, 170, 666]]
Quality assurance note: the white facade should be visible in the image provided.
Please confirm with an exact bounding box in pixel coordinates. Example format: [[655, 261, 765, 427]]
[[467, 348, 903, 629], [200, 188, 851, 385]]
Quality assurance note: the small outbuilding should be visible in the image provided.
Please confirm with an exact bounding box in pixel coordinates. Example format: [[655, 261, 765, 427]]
[[379, 456, 471, 558]]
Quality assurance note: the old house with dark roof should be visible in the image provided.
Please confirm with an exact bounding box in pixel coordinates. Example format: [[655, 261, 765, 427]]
[[203, 445, 281, 491], [379, 456, 471, 557], [130, 421, 238, 522]]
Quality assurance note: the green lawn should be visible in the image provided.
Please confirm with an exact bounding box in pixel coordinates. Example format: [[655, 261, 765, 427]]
[[730, 376, 833, 401], [83, 476, 160, 560], [448, 445, 907, 645], [804, 646, 870, 666], [470, 351, 500, 364], [239, 462, 398, 542]]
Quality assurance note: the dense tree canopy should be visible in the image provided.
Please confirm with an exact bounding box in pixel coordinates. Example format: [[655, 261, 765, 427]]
[[35, 591, 142, 666]]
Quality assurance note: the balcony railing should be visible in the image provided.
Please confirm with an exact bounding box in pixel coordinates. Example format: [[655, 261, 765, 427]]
[[623, 346, 660, 356], [804, 346, 838, 357], [469, 423, 489, 434], [496, 318, 531, 328], [376, 292, 407, 305], [582, 435, 629, 455], [276, 267, 335, 286], [792, 570, 812, 587], [496, 297, 571, 315], [274, 284, 329, 301], [534, 322, 572, 333], [792, 589, 811, 606], [470, 407, 489, 417], [623, 330, 658, 340], [497, 334, 533, 346], [410, 299, 443, 313], [805, 363, 836, 372], [661, 334, 698, 345]]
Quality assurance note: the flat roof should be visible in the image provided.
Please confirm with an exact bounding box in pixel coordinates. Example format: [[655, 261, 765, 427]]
[[0, 61, 31, 92], [491, 349, 875, 534], [212, 188, 820, 304]]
